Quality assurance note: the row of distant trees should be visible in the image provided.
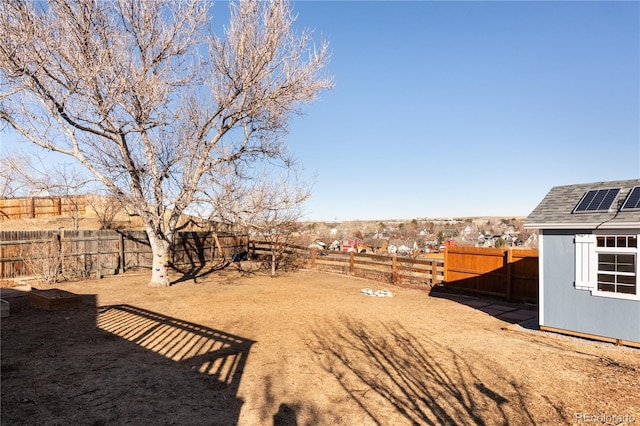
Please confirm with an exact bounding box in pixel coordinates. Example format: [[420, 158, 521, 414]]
[[0, 0, 332, 285]]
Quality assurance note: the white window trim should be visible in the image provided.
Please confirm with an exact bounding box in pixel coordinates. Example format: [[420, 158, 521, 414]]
[[577, 232, 640, 301]]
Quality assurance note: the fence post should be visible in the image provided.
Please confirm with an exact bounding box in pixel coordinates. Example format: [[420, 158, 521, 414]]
[[430, 259, 438, 285], [392, 255, 398, 283], [349, 251, 355, 275], [310, 249, 317, 269], [119, 232, 125, 274], [212, 235, 218, 262], [28, 197, 35, 218], [443, 247, 448, 283], [96, 234, 102, 279], [53, 232, 62, 276], [505, 249, 512, 301]]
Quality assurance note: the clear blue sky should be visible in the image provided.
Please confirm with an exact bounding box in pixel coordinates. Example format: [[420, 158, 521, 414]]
[[286, 0, 640, 221], [1, 1, 638, 222]]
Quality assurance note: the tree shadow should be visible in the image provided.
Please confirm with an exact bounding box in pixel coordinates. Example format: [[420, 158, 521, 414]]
[[169, 231, 232, 284], [309, 316, 550, 425], [256, 372, 322, 426], [1, 299, 254, 425], [171, 259, 231, 285], [273, 403, 299, 426]]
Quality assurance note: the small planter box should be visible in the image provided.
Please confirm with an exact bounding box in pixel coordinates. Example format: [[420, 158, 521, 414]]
[[0, 299, 9, 318], [28, 289, 82, 311]]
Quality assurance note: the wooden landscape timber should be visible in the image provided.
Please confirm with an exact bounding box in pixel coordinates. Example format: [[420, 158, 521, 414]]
[[27, 288, 82, 311]]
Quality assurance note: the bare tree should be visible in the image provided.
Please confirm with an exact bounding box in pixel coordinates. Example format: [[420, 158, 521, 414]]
[[0, 152, 92, 227], [0, 0, 332, 286], [209, 167, 311, 276], [0, 153, 27, 198], [20, 237, 63, 285], [85, 193, 124, 230]]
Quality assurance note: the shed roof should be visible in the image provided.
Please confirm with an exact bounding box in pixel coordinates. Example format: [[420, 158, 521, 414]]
[[525, 179, 640, 230]]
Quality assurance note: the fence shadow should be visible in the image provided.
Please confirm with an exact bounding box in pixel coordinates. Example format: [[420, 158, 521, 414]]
[[96, 304, 254, 396], [1, 299, 254, 425], [429, 285, 538, 325], [309, 316, 542, 425]]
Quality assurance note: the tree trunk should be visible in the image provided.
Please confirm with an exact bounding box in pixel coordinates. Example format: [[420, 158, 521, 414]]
[[148, 232, 171, 287]]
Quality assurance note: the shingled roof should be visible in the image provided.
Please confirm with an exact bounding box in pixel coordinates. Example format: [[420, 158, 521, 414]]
[[525, 179, 640, 229]]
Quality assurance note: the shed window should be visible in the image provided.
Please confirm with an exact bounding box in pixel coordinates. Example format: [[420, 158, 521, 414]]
[[597, 253, 636, 294]]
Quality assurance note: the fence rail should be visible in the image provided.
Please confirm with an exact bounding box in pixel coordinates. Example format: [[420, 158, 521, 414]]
[[250, 241, 444, 289], [0, 230, 248, 280]]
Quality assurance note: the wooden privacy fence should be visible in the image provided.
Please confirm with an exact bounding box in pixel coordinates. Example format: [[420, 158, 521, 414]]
[[249, 241, 444, 288], [0, 196, 86, 220], [250, 242, 538, 302], [0, 230, 248, 280], [443, 246, 539, 303]]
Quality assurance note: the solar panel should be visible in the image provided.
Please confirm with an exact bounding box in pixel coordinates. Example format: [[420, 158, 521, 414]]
[[574, 188, 620, 213], [621, 186, 640, 211]]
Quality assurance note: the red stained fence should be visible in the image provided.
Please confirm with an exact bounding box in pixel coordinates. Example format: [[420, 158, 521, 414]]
[[444, 246, 539, 303]]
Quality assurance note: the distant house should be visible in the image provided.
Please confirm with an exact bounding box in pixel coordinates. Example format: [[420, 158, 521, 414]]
[[476, 233, 518, 247], [308, 240, 327, 250], [364, 238, 388, 253], [501, 232, 518, 246], [525, 179, 640, 346], [340, 238, 361, 252]]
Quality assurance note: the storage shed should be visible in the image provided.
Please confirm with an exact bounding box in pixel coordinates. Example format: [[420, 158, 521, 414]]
[[525, 179, 640, 347]]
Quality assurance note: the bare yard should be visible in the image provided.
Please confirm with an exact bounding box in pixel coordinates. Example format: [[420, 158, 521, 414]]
[[1, 269, 639, 425]]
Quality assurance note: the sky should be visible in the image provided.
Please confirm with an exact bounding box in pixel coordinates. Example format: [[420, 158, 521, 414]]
[[1, 1, 639, 223], [284, 0, 640, 221]]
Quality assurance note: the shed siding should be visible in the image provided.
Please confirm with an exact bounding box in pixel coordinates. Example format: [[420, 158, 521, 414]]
[[542, 230, 640, 343]]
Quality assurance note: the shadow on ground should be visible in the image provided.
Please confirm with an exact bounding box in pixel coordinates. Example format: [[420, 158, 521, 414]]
[[308, 316, 561, 425], [429, 287, 538, 325], [171, 259, 231, 284], [1, 297, 253, 426]]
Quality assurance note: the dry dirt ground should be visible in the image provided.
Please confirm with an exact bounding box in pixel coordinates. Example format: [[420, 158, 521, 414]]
[[1, 268, 639, 426]]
